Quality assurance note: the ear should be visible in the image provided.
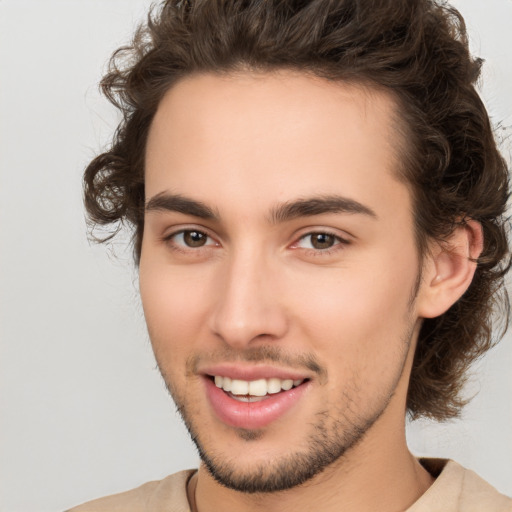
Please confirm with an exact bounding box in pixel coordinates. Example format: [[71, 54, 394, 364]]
[[416, 220, 484, 319]]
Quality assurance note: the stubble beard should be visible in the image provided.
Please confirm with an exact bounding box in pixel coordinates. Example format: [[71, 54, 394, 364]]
[[157, 322, 415, 495], [179, 390, 390, 493]]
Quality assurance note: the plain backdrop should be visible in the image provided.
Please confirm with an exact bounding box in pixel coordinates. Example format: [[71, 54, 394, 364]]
[[0, 1, 511, 511]]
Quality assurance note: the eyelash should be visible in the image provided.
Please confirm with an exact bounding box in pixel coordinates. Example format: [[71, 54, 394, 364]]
[[161, 229, 350, 256], [161, 229, 218, 254], [292, 231, 350, 256]]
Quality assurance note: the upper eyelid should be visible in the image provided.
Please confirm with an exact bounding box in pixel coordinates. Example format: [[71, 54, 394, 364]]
[[292, 233, 348, 249], [161, 227, 218, 249], [300, 230, 346, 239], [162, 224, 215, 239], [292, 227, 352, 243]]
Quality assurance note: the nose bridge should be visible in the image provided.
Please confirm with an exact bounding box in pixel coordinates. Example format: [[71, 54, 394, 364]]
[[210, 243, 287, 347]]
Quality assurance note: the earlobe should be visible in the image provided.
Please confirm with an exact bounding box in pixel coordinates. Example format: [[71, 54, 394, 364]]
[[417, 220, 483, 319]]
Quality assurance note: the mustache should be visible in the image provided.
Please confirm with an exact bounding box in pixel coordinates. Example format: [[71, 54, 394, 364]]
[[186, 345, 327, 380]]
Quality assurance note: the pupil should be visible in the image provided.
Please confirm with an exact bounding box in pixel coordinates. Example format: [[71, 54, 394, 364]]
[[184, 231, 206, 247], [312, 233, 334, 249]]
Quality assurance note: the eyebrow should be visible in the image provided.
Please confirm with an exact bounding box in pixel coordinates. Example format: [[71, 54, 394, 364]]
[[269, 195, 377, 223], [145, 192, 219, 220], [145, 192, 377, 223]]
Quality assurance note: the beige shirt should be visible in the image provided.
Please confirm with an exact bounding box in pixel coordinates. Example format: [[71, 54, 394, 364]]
[[67, 460, 512, 511]]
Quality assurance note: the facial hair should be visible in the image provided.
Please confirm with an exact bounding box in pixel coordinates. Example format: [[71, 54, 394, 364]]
[[156, 323, 415, 494]]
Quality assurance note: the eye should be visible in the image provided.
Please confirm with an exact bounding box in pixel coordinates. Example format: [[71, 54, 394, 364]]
[[166, 229, 217, 249], [294, 232, 347, 251]]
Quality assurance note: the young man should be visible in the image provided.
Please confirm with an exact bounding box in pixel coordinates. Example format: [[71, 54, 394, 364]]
[[70, 0, 511, 510]]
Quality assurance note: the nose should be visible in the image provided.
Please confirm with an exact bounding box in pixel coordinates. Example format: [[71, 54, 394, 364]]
[[209, 248, 289, 349]]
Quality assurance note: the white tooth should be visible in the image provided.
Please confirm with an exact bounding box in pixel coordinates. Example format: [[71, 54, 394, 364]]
[[281, 379, 293, 391], [267, 378, 282, 394], [222, 377, 232, 392], [230, 379, 249, 395], [214, 376, 224, 388], [293, 379, 303, 387], [248, 396, 266, 402], [231, 395, 250, 402], [248, 379, 267, 397]]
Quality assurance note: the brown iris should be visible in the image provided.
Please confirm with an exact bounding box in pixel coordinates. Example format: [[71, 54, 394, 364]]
[[310, 233, 336, 250], [183, 230, 207, 247]]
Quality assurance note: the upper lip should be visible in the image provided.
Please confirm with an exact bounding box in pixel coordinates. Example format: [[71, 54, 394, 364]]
[[199, 363, 311, 382]]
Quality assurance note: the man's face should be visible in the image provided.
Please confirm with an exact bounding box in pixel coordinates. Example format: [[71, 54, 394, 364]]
[[140, 71, 426, 492]]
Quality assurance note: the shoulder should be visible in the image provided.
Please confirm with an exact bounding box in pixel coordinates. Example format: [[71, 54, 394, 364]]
[[408, 459, 512, 512], [65, 469, 195, 512], [457, 464, 512, 512]]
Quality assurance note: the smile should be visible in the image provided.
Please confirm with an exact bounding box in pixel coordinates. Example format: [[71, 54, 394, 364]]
[[213, 376, 305, 401], [204, 372, 310, 429]]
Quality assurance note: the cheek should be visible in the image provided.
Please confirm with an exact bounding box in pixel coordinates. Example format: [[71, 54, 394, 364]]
[[139, 260, 211, 357], [285, 251, 418, 371]]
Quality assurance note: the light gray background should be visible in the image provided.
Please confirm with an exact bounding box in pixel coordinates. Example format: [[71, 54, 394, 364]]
[[0, 1, 511, 511]]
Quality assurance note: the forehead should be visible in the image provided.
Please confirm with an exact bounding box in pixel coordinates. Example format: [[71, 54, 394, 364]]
[[145, 71, 411, 222]]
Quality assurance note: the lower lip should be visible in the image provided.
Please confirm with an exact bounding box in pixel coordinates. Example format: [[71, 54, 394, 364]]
[[204, 377, 310, 430]]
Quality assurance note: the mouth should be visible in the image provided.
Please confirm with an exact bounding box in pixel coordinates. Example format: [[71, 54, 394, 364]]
[[211, 375, 307, 402], [202, 371, 311, 430]]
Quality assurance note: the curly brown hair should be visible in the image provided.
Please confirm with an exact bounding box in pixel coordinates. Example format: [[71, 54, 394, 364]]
[[84, 0, 510, 420]]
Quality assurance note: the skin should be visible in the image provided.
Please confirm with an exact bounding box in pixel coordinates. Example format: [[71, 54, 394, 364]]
[[139, 71, 480, 512]]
